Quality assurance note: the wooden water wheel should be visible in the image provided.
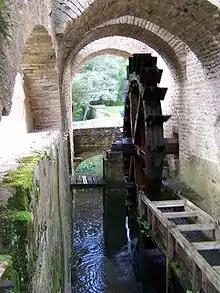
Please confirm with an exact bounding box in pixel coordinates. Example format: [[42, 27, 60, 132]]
[[123, 54, 178, 200]]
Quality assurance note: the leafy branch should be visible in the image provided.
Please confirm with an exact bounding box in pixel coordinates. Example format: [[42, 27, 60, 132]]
[[137, 217, 151, 237]]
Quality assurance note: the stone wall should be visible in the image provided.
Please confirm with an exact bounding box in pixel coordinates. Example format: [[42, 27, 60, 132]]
[[0, 0, 54, 121], [21, 26, 61, 131], [176, 50, 220, 217], [73, 126, 123, 160], [0, 132, 72, 293]]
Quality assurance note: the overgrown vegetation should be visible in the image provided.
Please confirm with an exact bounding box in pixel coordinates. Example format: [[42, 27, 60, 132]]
[[0, 152, 45, 292], [72, 55, 128, 121], [137, 216, 151, 238], [75, 155, 103, 176]]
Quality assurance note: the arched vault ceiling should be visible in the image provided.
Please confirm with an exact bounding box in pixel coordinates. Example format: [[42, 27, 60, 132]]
[[72, 36, 154, 74], [75, 37, 153, 62], [61, 0, 220, 64], [96, 16, 186, 55], [68, 23, 184, 79]]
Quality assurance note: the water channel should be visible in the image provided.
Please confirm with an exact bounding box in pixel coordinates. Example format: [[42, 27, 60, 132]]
[[71, 188, 171, 293]]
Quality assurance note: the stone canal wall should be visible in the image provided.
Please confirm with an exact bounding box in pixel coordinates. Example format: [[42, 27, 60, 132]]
[[0, 131, 72, 293]]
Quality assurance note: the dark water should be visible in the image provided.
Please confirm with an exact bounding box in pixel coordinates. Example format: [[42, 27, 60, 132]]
[[71, 189, 166, 293]]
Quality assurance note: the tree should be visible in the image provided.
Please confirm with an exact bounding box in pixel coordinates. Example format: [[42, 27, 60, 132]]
[[72, 55, 128, 120]]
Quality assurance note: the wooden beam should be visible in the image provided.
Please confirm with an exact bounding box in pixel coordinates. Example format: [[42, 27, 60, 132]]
[[73, 157, 83, 162], [192, 241, 220, 251], [153, 199, 185, 208], [213, 266, 220, 274], [163, 211, 197, 219], [170, 228, 220, 291], [164, 138, 179, 154], [139, 192, 172, 228], [184, 199, 214, 222], [0, 280, 13, 288], [82, 175, 88, 184], [177, 223, 216, 232]]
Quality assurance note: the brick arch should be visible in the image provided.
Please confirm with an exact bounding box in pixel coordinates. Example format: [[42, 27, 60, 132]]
[[69, 23, 185, 80], [72, 37, 155, 76], [61, 16, 186, 134], [69, 25, 182, 132], [73, 48, 130, 74], [21, 25, 61, 132], [62, 1, 220, 67]]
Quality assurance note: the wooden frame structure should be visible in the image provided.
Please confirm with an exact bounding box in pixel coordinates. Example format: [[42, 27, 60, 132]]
[[138, 190, 220, 293], [70, 175, 133, 189]]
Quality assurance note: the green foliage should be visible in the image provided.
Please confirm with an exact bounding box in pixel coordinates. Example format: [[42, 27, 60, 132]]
[[72, 103, 84, 121], [75, 162, 96, 173], [0, 254, 12, 263], [2, 260, 20, 293], [137, 217, 151, 237], [75, 155, 103, 176], [7, 211, 32, 222], [0, 153, 44, 292], [72, 55, 128, 120]]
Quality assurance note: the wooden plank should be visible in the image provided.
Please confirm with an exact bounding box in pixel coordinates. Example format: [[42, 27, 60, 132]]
[[87, 176, 93, 184], [140, 191, 220, 292], [98, 177, 106, 185], [139, 191, 172, 229], [177, 223, 216, 232], [163, 211, 197, 219], [73, 157, 83, 162], [0, 280, 13, 288], [82, 175, 88, 185], [153, 199, 185, 208], [170, 227, 220, 292], [92, 176, 98, 184], [166, 232, 175, 293], [213, 266, 220, 274], [164, 138, 179, 155], [185, 199, 214, 222], [192, 263, 202, 293], [70, 176, 76, 185], [76, 175, 83, 184], [192, 241, 220, 251]]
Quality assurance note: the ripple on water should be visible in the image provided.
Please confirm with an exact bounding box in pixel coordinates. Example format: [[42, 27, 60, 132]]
[[72, 190, 139, 293]]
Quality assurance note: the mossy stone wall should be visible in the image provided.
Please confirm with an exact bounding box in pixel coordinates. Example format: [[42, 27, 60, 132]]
[[0, 139, 72, 293]]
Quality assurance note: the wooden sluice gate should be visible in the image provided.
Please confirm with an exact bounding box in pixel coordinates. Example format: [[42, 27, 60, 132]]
[[138, 190, 220, 293]]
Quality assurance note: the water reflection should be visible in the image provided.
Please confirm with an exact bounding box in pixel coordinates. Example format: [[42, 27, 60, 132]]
[[71, 189, 139, 293]]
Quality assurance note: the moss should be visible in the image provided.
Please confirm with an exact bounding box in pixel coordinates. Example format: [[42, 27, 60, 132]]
[[1, 209, 32, 292], [51, 249, 62, 293], [7, 210, 32, 222], [170, 260, 191, 291], [1, 255, 20, 293], [45, 149, 52, 162], [137, 216, 151, 237], [0, 152, 44, 292], [35, 181, 40, 202], [0, 254, 12, 263], [16, 151, 43, 165]]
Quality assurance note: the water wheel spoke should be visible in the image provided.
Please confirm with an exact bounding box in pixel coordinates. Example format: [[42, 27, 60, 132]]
[[124, 53, 172, 199]]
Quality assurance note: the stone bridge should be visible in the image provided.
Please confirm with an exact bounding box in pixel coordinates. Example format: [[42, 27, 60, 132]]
[[72, 119, 123, 166]]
